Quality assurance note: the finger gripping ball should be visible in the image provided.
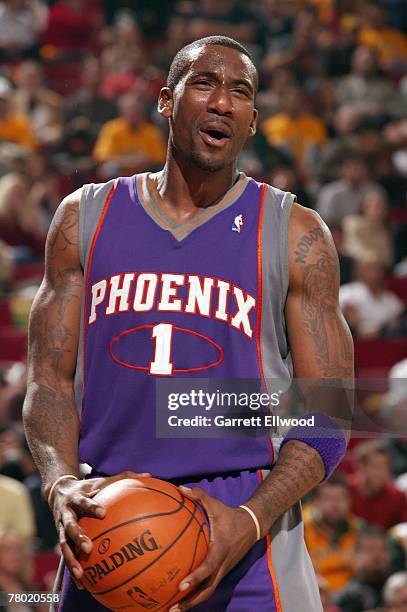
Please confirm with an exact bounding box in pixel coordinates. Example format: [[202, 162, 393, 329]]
[[78, 477, 209, 610]]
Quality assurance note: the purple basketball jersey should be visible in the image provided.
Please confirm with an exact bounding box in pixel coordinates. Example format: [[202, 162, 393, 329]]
[[75, 173, 294, 478]]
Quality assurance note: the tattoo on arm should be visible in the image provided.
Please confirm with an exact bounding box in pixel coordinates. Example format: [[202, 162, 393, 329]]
[[250, 441, 324, 534], [298, 229, 353, 378], [23, 200, 82, 487], [294, 227, 325, 264], [48, 204, 79, 258]]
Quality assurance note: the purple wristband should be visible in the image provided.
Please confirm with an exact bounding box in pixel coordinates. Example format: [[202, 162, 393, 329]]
[[280, 412, 347, 482]]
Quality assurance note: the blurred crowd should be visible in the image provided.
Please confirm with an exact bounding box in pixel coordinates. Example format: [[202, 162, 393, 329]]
[[0, 0, 405, 610]]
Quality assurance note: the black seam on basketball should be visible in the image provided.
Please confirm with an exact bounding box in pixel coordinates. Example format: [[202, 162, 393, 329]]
[[89, 485, 205, 542], [200, 520, 209, 547], [187, 522, 209, 575], [89, 506, 184, 542], [91, 504, 199, 596]]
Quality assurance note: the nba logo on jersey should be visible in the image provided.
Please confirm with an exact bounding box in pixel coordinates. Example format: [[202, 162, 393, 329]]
[[232, 213, 244, 233]]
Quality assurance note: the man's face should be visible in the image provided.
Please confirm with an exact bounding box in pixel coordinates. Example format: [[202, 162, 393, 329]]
[[316, 484, 351, 525], [342, 159, 368, 185], [355, 535, 390, 581], [160, 45, 257, 173], [121, 97, 143, 128], [358, 451, 391, 494]]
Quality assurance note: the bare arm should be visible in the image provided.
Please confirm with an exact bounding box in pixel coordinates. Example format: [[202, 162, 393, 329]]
[[247, 203, 354, 532], [23, 191, 83, 497], [23, 192, 145, 585]]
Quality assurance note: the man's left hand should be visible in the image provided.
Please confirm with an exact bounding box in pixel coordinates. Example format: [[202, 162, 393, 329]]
[[170, 485, 258, 611]]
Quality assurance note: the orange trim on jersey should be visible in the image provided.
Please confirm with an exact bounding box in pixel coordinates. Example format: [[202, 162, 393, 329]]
[[138, 175, 174, 231], [172, 174, 247, 237], [138, 173, 247, 238], [257, 469, 283, 612], [256, 184, 275, 466], [81, 181, 118, 421], [256, 183, 267, 384]]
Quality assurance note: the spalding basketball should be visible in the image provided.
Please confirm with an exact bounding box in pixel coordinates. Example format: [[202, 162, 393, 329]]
[[78, 477, 209, 610]]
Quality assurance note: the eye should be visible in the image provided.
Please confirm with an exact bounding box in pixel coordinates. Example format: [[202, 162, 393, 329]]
[[232, 87, 250, 97]]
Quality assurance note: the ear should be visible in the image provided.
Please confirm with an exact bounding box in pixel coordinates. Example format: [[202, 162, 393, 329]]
[[158, 87, 173, 118], [248, 108, 258, 137]]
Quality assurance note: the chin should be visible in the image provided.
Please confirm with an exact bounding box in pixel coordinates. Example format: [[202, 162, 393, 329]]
[[190, 150, 229, 173]]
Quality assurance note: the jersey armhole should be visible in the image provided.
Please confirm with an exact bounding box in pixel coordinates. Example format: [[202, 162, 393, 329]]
[[78, 184, 90, 271], [280, 192, 296, 307]]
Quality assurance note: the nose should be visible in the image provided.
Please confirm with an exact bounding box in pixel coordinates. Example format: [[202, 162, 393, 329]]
[[207, 85, 233, 116]]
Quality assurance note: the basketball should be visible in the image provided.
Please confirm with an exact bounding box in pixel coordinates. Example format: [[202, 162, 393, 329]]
[[77, 477, 209, 610]]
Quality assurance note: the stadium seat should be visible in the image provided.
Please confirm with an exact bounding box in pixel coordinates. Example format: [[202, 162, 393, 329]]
[[387, 276, 407, 303], [354, 338, 407, 374], [32, 550, 60, 590], [0, 328, 27, 361], [43, 60, 83, 95], [0, 301, 12, 327], [13, 263, 44, 284]]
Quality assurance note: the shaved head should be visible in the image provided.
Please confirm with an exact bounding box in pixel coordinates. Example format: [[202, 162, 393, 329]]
[[167, 36, 258, 93]]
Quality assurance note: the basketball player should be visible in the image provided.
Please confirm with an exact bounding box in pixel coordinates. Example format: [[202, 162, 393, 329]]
[[23, 36, 353, 611]]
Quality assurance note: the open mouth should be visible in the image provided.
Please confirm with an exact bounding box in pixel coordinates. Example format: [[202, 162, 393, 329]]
[[199, 128, 230, 147]]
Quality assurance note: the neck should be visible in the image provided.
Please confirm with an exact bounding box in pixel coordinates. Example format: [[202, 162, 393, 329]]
[[152, 151, 239, 213]]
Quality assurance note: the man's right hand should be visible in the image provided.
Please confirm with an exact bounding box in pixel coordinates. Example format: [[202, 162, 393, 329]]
[[49, 471, 151, 588]]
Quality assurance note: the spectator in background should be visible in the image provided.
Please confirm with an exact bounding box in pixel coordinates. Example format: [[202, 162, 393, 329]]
[[64, 56, 117, 132], [93, 92, 166, 178], [383, 572, 407, 612], [0, 78, 37, 151], [314, 105, 362, 185], [358, 1, 407, 70], [256, 67, 295, 117], [42, 0, 100, 57], [349, 440, 407, 530], [336, 45, 405, 118], [342, 190, 394, 268], [0, 529, 34, 607], [303, 473, 363, 593], [318, 576, 340, 612], [0, 427, 35, 482], [339, 258, 404, 338], [330, 223, 355, 285], [0, 240, 14, 295], [0, 476, 34, 541], [334, 528, 391, 612], [0, 0, 47, 61], [316, 154, 385, 226], [24, 472, 57, 551], [0, 173, 46, 258], [25, 153, 61, 231], [380, 359, 407, 478], [269, 164, 313, 208], [175, 0, 258, 45], [13, 61, 63, 147], [62, 56, 118, 172], [261, 86, 327, 173], [99, 12, 148, 100]]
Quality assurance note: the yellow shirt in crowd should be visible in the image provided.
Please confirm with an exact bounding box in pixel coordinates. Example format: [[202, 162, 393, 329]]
[[303, 504, 364, 593], [261, 113, 327, 164], [0, 113, 37, 150], [358, 26, 407, 64], [93, 118, 166, 164]]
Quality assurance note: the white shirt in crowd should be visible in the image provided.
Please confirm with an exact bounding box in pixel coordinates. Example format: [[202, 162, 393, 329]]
[[339, 282, 404, 328]]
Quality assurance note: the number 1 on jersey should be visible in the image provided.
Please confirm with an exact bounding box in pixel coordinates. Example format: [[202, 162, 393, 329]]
[[150, 323, 174, 375]]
